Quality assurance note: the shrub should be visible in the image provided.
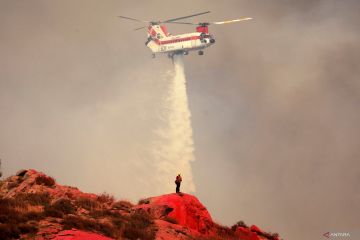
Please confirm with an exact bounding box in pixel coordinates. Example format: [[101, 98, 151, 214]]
[[75, 197, 99, 211], [53, 199, 75, 214], [0, 198, 40, 239], [35, 175, 55, 187], [18, 223, 38, 234], [0, 198, 27, 223], [231, 220, 248, 231], [260, 231, 280, 240], [63, 215, 97, 231], [15, 192, 51, 206], [89, 209, 128, 223], [7, 181, 19, 190], [129, 210, 153, 228], [96, 193, 115, 204], [216, 225, 234, 238], [0, 224, 20, 240], [90, 209, 114, 219], [45, 198, 75, 216], [44, 206, 64, 218], [123, 210, 155, 240], [0, 197, 18, 210], [24, 211, 44, 221], [112, 200, 133, 211], [111, 218, 125, 228], [62, 215, 116, 238], [123, 225, 155, 240], [138, 198, 150, 205]]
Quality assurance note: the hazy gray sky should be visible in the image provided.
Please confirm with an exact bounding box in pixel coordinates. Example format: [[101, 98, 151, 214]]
[[1, 1, 360, 240]]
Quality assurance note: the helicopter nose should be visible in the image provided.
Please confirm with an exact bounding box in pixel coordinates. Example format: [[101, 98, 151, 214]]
[[210, 38, 215, 44]]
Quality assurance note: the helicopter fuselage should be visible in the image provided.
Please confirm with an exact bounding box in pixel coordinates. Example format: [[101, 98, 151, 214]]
[[145, 25, 215, 57], [118, 11, 251, 58]]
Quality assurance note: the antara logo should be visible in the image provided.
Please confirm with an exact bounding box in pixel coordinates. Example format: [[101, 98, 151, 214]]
[[323, 232, 351, 238]]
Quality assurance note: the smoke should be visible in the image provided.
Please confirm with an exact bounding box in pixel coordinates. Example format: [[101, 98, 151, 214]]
[[151, 54, 196, 194], [1, 1, 359, 240]]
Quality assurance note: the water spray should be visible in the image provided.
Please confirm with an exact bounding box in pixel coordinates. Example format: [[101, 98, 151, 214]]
[[152, 54, 196, 193]]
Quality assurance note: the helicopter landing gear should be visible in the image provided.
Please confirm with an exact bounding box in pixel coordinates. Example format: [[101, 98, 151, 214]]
[[198, 51, 204, 56]]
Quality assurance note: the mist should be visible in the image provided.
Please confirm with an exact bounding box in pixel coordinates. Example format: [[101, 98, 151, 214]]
[[1, 1, 360, 240]]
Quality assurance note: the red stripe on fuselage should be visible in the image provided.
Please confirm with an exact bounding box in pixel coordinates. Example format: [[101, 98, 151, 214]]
[[160, 25, 169, 36], [153, 36, 200, 45]]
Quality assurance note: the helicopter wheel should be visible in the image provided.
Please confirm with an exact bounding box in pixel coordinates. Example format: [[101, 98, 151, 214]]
[[198, 51, 204, 56]]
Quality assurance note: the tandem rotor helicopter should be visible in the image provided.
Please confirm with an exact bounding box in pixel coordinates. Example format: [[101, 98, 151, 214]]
[[118, 11, 252, 58]]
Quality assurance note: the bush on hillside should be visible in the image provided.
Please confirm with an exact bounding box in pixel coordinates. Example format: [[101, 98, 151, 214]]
[[231, 220, 248, 230], [52, 198, 75, 214], [123, 210, 155, 240], [44, 198, 74, 218], [44, 205, 64, 218], [0, 198, 40, 239], [260, 231, 280, 240], [138, 198, 150, 205], [15, 192, 51, 206], [96, 193, 115, 204], [75, 197, 99, 211], [0, 224, 21, 240], [17, 223, 38, 235], [62, 215, 115, 238], [112, 200, 133, 211], [7, 181, 19, 190], [35, 175, 55, 187]]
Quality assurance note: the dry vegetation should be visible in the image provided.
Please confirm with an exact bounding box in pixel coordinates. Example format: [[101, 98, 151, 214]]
[[0, 197, 39, 239], [0, 190, 155, 240], [34, 175, 56, 187]]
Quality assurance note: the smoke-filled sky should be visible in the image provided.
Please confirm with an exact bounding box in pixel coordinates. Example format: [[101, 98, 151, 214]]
[[1, 1, 360, 239]]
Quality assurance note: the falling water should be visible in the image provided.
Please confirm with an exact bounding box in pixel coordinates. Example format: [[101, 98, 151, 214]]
[[151, 54, 196, 194]]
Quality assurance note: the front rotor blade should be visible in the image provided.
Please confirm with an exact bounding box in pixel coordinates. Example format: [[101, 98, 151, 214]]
[[212, 17, 252, 25], [134, 26, 147, 31], [118, 15, 150, 23], [164, 11, 210, 23]]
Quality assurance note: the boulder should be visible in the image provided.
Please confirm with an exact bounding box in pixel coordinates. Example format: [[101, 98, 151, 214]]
[[136, 193, 214, 234]]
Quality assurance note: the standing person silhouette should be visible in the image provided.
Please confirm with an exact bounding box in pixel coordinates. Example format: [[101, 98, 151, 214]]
[[175, 174, 182, 193]]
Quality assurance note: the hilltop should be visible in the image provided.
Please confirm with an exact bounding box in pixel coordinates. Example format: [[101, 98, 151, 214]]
[[0, 169, 281, 240]]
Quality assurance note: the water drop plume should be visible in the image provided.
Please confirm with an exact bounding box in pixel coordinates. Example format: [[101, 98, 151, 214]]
[[151, 54, 196, 194]]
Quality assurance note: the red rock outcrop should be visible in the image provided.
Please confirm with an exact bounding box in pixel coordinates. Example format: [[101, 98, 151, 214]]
[[136, 193, 214, 234]]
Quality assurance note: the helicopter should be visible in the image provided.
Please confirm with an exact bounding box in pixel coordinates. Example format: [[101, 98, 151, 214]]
[[118, 11, 252, 58]]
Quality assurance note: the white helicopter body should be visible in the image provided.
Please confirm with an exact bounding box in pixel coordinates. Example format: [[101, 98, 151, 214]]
[[118, 11, 251, 58]]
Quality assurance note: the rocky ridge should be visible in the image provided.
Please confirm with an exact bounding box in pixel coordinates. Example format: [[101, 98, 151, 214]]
[[0, 169, 281, 240]]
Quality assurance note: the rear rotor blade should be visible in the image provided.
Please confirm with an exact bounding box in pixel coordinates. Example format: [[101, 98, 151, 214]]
[[164, 11, 210, 23], [118, 15, 150, 23], [212, 17, 252, 25]]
